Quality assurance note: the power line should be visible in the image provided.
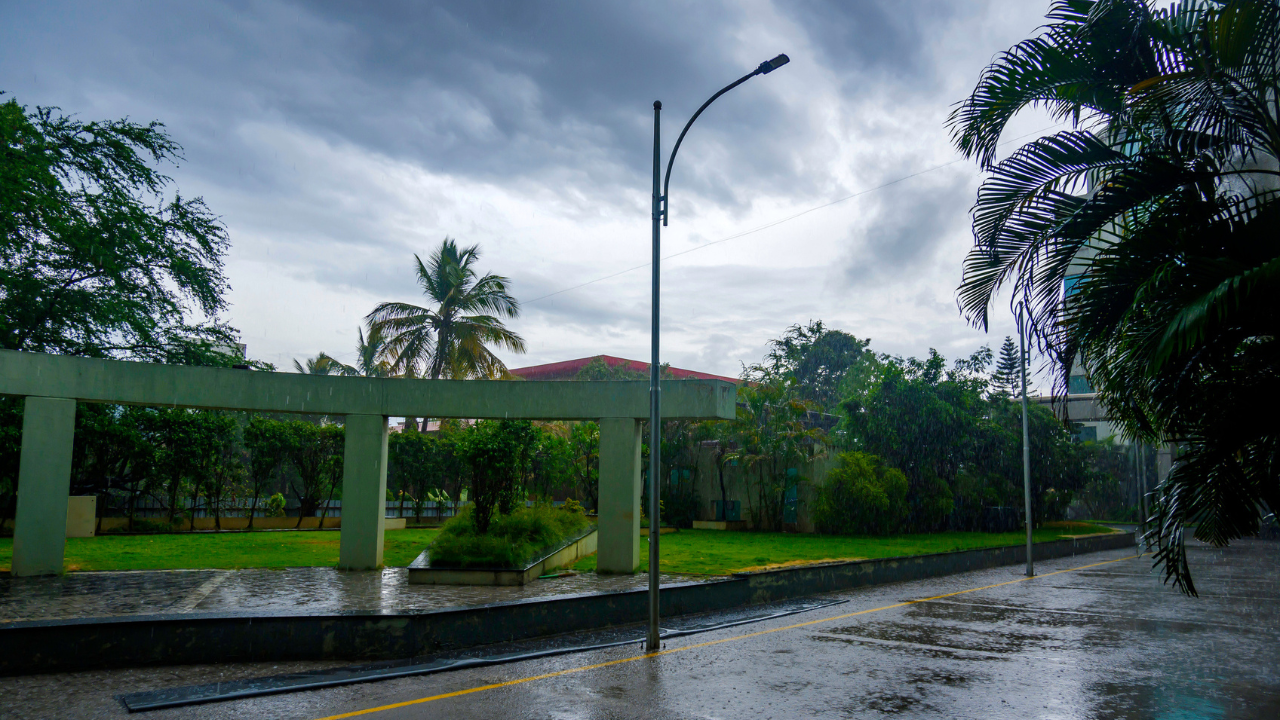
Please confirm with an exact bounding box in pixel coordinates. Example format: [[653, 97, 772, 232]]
[[524, 124, 1063, 305]]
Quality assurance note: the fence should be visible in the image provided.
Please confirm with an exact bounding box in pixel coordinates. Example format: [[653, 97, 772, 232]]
[[94, 496, 464, 521]]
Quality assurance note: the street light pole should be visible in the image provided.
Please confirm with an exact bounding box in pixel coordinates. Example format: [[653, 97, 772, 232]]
[[1018, 304, 1034, 577], [646, 54, 789, 652], [647, 99, 662, 652]]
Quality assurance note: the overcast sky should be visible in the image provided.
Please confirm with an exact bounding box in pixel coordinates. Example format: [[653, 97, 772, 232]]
[[2, 0, 1063, 377]]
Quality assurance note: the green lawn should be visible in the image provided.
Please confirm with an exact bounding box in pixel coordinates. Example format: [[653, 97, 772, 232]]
[[573, 521, 1118, 575], [0, 528, 440, 573], [0, 521, 1117, 575]]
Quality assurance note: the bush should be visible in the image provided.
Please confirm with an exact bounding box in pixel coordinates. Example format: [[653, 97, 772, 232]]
[[264, 492, 287, 518], [428, 505, 591, 568], [813, 452, 908, 535]]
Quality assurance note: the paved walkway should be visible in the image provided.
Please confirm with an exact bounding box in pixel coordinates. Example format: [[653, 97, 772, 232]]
[[0, 567, 714, 622], [4, 539, 1275, 719]]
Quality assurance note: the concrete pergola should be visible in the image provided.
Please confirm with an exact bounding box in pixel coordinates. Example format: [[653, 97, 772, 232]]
[[0, 350, 735, 577]]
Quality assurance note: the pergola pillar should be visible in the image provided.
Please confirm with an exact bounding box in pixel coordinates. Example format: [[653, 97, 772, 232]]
[[596, 417, 643, 574], [338, 414, 389, 570], [12, 396, 77, 577]]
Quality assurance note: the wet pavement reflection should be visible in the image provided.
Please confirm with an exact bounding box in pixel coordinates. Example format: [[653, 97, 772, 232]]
[[2, 539, 1276, 719], [0, 567, 714, 621]]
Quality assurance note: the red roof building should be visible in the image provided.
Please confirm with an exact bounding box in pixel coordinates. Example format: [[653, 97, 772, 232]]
[[507, 355, 739, 384]]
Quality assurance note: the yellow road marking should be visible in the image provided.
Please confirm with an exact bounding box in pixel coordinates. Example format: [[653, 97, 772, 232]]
[[315, 553, 1140, 720]]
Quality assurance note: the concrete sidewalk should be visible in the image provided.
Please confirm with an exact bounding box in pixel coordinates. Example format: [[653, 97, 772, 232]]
[[4, 539, 1276, 719], [0, 567, 713, 622]]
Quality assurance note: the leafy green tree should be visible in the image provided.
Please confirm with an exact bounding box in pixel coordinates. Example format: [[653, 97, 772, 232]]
[[572, 357, 673, 381], [69, 404, 156, 531], [137, 408, 235, 528], [367, 238, 526, 380], [283, 421, 343, 523], [813, 452, 909, 535], [727, 379, 827, 530], [1076, 437, 1147, 521], [1, 94, 237, 363], [746, 321, 869, 410], [841, 347, 1088, 532], [388, 430, 448, 521], [456, 419, 539, 533], [528, 427, 574, 502], [197, 413, 242, 530], [990, 336, 1021, 397], [567, 421, 600, 509], [243, 416, 293, 528], [948, 0, 1280, 592], [648, 419, 704, 529], [314, 424, 345, 526]]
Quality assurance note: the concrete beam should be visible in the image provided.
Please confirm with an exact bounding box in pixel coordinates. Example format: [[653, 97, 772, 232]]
[[0, 350, 735, 420], [596, 418, 642, 574], [12, 397, 77, 577], [338, 415, 389, 570]]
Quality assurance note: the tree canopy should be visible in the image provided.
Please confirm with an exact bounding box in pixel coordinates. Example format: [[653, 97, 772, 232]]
[[1, 94, 238, 364], [745, 320, 870, 410]]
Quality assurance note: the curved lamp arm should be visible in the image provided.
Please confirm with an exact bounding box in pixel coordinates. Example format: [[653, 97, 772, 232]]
[[661, 54, 789, 226]]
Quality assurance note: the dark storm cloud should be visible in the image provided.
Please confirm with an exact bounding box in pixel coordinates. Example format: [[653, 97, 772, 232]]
[[2, 0, 961, 216], [781, 0, 959, 83], [835, 170, 976, 290], [0, 0, 1047, 368]]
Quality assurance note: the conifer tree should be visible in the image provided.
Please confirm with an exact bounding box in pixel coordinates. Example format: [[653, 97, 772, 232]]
[[990, 336, 1021, 396]]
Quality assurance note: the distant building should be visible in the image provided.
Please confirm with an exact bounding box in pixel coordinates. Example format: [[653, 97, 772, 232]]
[[507, 355, 739, 383]]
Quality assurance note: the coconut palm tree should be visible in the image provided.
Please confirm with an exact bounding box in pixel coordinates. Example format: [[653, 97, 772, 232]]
[[293, 352, 342, 375], [367, 238, 526, 380], [948, 0, 1279, 593], [321, 327, 393, 378]]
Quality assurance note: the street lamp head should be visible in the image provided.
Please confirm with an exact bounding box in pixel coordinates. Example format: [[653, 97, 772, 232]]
[[756, 54, 790, 75]]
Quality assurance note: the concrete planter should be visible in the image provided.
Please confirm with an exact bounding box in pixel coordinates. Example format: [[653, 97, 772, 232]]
[[407, 527, 597, 586], [692, 520, 748, 531]]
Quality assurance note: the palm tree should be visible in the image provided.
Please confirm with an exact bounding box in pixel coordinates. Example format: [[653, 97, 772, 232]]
[[948, 0, 1279, 593], [293, 327, 391, 378], [321, 327, 393, 378], [367, 238, 526, 380], [293, 352, 341, 375]]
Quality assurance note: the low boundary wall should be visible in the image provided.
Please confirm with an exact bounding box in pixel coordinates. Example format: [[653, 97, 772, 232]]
[[0, 532, 1133, 675]]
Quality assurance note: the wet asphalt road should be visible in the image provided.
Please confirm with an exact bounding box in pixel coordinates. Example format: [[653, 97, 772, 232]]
[[3, 540, 1277, 719]]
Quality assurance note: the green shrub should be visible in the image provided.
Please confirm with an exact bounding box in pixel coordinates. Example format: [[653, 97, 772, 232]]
[[428, 505, 590, 568], [813, 452, 908, 535], [264, 492, 287, 518]]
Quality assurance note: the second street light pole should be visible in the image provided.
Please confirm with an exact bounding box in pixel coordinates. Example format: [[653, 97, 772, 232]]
[[1018, 304, 1034, 577], [645, 54, 790, 652]]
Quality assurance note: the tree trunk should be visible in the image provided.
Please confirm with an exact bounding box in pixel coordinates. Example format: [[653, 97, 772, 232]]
[[716, 446, 729, 521], [318, 482, 338, 529]]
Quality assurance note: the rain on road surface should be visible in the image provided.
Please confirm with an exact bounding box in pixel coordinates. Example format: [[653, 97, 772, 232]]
[[3, 540, 1276, 719]]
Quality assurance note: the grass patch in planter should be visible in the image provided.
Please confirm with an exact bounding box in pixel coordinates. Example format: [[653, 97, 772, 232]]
[[428, 505, 591, 569]]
